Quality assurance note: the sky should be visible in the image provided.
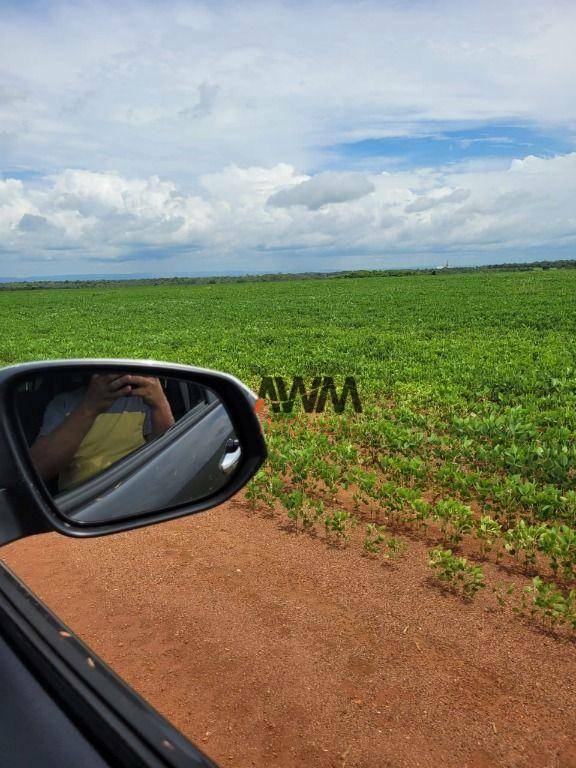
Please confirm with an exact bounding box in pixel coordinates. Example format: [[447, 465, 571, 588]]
[[0, 0, 575, 278]]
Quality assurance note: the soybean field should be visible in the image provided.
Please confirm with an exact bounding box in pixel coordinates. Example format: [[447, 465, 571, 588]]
[[3, 267, 576, 632]]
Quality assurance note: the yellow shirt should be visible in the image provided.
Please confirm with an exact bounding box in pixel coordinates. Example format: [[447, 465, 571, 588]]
[[39, 388, 151, 491], [58, 411, 147, 490]]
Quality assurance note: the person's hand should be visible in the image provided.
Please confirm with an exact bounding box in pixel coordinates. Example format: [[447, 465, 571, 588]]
[[126, 375, 169, 410], [80, 374, 133, 416]]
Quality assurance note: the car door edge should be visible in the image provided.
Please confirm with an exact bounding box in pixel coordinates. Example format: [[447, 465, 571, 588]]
[[0, 560, 219, 768]]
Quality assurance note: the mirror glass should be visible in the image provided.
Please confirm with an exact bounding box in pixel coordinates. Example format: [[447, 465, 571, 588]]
[[13, 368, 242, 524]]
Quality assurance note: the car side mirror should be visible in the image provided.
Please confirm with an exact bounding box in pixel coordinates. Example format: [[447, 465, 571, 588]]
[[0, 360, 266, 545]]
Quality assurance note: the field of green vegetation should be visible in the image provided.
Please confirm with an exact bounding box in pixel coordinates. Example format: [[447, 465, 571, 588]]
[[2, 268, 576, 631]]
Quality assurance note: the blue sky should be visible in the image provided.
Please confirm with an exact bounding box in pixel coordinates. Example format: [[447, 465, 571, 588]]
[[326, 124, 575, 172], [0, 0, 575, 277]]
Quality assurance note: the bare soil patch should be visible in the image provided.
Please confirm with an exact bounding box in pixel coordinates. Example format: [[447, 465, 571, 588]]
[[3, 499, 575, 768]]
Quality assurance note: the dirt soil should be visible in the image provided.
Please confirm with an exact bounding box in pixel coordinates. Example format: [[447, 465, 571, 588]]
[[3, 498, 576, 768]]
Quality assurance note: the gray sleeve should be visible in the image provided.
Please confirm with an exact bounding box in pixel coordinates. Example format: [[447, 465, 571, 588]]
[[39, 394, 73, 438], [143, 404, 152, 437]]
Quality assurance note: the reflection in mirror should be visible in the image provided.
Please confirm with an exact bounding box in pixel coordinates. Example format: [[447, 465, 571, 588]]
[[14, 369, 242, 524]]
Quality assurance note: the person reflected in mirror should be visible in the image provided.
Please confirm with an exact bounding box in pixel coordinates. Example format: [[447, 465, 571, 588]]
[[30, 374, 175, 491]]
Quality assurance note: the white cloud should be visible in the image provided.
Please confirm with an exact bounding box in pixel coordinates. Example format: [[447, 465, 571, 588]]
[[199, 164, 304, 205], [268, 172, 374, 210], [0, 0, 575, 274], [0, 0, 575, 184], [1, 153, 574, 272], [405, 187, 471, 213]]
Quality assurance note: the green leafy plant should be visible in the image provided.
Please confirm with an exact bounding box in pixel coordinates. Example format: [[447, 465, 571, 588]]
[[280, 488, 305, 525], [377, 483, 429, 528], [537, 524, 576, 580], [384, 536, 408, 560], [428, 547, 485, 598], [324, 509, 358, 544], [474, 515, 503, 557], [522, 577, 576, 630], [352, 469, 379, 509], [491, 580, 516, 608], [245, 469, 284, 514], [503, 520, 547, 571], [363, 523, 386, 554], [434, 499, 474, 547]]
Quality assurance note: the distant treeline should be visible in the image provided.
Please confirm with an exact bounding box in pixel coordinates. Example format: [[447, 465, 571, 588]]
[[1, 259, 574, 291]]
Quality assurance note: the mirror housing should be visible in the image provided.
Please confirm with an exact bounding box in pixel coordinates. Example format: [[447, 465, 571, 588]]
[[0, 360, 267, 546]]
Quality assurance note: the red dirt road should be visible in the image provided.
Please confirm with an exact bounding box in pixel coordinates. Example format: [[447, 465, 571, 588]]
[[3, 499, 575, 768]]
